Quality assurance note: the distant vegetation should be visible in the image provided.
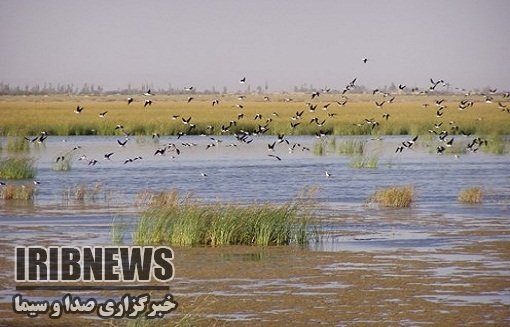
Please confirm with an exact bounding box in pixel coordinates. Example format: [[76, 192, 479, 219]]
[[1, 93, 508, 138]]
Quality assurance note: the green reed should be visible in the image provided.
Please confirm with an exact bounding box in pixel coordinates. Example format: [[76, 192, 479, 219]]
[[133, 189, 318, 246], [0, 157, 35, 180]]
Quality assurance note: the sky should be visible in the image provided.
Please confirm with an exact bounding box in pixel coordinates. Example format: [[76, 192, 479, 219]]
[[1, 0, 509, 93]]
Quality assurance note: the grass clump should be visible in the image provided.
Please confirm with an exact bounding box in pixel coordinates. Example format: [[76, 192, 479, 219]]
[[52, 153, 75, 171], [0, 157, 35, 180], [62, 183, 104, 203], [370, 185, 414, 208], [6, 137, 30, 153], [0, 184, 35, 201], [482, 135, 508, 155], [134, 189, 318, 246], [338, 138, 366, 155], [350, 154, 379, 169], [458, 187, 483, 204], [313, 140, 327, 156]]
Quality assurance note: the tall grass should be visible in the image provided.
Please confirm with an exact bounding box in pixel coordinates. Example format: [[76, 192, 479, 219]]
[[458, 187, 483, 204], [369, 185, 414, 208], [349, 154, 379, 169], [6, 137, 30, 153], [482, 135, 509, 155], [1, 95, 509, 136], [62, 183, 104, 203], [0, 157, 35, 179], [338, 138, 366, 155], [134, 189, 319, 246], [52, 153, 75, 171], [0, 184, 35, 201]]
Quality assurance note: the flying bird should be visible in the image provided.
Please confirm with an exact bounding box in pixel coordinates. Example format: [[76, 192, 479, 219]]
[[74, 106, 84, 114], [117, 139, 128, 147]]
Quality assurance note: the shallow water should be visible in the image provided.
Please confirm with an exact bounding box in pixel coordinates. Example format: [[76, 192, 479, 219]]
[[1, 135, 509, 324], [1, 134, 509, 252]]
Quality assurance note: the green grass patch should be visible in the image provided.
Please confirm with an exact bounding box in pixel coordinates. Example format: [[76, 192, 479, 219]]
[[6, 137, 30, 153], [482, 135, 509, 155], [458, 187, 483, 204], [370, 185, 414, 208], [349, 154, 379, 169], [133, 189, 319, 246], [0, 157, 35, 179], [313, 139, 327, 156], [338, 138, 366, 155]]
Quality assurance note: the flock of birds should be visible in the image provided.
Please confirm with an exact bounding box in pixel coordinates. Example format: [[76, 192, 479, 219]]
[[7, 58, 510, 185]]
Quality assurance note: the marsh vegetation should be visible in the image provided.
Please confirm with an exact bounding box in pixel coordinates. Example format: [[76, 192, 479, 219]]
[[133, 189, 319, 247]]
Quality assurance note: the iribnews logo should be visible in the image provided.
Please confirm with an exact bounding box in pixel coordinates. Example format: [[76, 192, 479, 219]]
[[15, 246, 174, 291]]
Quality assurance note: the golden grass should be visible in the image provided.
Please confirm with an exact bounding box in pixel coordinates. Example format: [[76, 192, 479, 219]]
[[370, 185, 415, 208], [458, 187, 483, 204], [0, 184, 35, 200], [0, 93, 509, 136]]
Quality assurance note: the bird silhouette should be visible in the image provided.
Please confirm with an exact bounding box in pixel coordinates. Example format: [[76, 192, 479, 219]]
[[117, 139, 128, 147]]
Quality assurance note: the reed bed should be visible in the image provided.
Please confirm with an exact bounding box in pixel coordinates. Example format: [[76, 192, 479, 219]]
[[369, 185, 415, 208], [458, 187, 483, 204], [52, 153, 75, 171], [62, 183, 104, 203], [0, 184, 35, 201], [1, 94, 509, 136], [134, 189, 319, 246], [338, 138, 366, 155], [0, 157, 35, 180], [6, 137, 30, 153]]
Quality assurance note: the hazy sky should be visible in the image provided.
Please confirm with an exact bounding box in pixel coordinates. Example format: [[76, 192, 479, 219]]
[[1, 0, 509, 92]]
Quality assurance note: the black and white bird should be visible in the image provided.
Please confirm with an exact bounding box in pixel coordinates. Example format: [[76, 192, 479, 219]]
[[74, 106, 84, 114], [117, 139, 128, 147]]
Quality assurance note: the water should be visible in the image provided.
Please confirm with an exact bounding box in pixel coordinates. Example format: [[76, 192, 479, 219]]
[[1, 135, 510, 321], [1, 135, 509, 240]]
